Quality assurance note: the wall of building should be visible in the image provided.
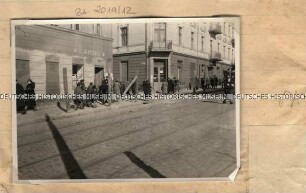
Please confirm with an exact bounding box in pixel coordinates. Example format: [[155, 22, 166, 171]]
[[112, 23, 146, 55], [15, 25, 113, 94], [113, 53, 147, 87]]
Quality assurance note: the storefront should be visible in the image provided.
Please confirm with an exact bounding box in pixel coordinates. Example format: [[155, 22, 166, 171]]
[[15, 25, 113, 94]]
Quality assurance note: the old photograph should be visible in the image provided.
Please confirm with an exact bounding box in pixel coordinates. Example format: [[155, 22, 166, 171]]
[[12, 18, 240, 181]]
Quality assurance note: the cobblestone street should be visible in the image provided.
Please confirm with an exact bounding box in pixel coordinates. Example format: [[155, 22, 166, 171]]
[[17, 98, 236, 179]]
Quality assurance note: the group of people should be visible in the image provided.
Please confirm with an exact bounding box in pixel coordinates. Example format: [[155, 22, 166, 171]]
[[73, 78, 153, 109], [16, 79, 37, 114], [161, 77, 180, 95]]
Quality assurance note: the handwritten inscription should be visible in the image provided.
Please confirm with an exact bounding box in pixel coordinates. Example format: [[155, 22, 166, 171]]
[[278, 90, 301, 108], [75, 6, 135, 16]]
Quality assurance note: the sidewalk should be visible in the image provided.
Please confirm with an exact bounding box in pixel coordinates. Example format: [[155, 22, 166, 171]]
[[17, 87, 225, 126], [17, 99, 150, 127]]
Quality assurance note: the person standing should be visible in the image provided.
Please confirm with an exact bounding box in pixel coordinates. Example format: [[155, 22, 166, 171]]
[[161, 80, 168, 95], [16, 80, 26, 114], [100, 77, 109, 104], [25, 79, 37, 111], [167, 78, 173, 94], [86, 82, 93, 107], [91, 85, 98, 108], [74, 82, 85, 109], [142, 79, 151, 96], [223, 74, 234, 104], [113, 79, 121, 102], [214, 75, 218, 89]]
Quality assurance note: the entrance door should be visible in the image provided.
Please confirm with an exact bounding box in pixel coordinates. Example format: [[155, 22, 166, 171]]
[[153, 59, 167, 92], [94, 67, 104, 86], [16, 59, 30, 88], [190, 63, 196, 86], [120, 61, 128, 82], [46, 61, 60, 94]]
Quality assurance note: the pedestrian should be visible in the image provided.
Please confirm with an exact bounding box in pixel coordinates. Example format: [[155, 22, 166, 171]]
[[173, 77, 179, 94], [214, 76, 218, 89], [91, 85, 98, 108], [86, 82, 93, 107], [223, 74, 234, 104], [25, 79, 37, 111], [100, 77, 109, 104], [74, 82, 85, 109], [120, 81, 126, 95], [16, 80, 26, 114], [161, 80, 168, 95], [191, 76, 197, 94], [142, 79, 151, 96], [113, 79, 121, 102], [168, 78, 174, 94]]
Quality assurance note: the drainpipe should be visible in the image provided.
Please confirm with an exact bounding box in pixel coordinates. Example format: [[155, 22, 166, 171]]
[[196, 23, 199, 86], [145, 23, 148, 80]]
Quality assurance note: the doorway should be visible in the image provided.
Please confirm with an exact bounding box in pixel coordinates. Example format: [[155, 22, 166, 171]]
[[94, 67, 104, 86], [153, 59, 167, 92], [46, 61, 60, 94]]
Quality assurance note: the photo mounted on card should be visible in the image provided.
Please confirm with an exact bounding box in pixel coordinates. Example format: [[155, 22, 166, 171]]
[[11, 18, 240, 183]]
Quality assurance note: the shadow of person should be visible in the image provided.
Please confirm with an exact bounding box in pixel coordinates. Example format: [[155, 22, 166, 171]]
[[45, 114, 87, 179]]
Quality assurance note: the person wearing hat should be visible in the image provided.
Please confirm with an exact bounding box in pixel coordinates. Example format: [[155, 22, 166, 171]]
[[25, 79, 37, 111]]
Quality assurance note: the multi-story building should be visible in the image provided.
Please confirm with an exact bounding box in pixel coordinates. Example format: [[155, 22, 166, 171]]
[[112, 21, 236, 92], [15, 24, 113, 94]]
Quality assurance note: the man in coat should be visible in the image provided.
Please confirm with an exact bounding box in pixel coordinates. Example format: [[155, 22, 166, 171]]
[[223, 74, 234, 104], [16, 80, 26, 114]]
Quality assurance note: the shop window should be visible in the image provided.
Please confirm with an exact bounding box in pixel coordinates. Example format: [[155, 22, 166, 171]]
[[72, 64, 83, 89]]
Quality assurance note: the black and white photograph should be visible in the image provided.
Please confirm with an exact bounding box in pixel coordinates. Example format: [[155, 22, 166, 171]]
[[12, 18, 240, 181]]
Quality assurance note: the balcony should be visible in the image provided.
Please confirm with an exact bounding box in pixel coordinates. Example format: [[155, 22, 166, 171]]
[[209, 23, 222, 35], [149, 40, 172, 51], [209, 52, 222, 62]]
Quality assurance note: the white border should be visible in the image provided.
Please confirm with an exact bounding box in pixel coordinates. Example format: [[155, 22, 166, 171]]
[[11, 17, 241, 183]]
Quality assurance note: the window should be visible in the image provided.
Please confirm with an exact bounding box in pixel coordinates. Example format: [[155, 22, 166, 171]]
[[178, 27, 182, 46], [224, 22, 226, 34], [154, 23, 166, 42], [228, 25, 231, 37], [218, 43, 220, 53], [228, 48, 231, 59], [191, 32, 194, 49], [210, 40, 213, 55], [96, 24, 101, 35], [177, 60, 183, 80], [201, 36, 204, 52], [121, 27, 128, 46], [75, 24, 80, 31], [223, 46, 226, 58]]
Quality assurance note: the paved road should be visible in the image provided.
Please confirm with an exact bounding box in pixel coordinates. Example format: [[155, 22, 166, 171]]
[[17, 99, 237, 180]]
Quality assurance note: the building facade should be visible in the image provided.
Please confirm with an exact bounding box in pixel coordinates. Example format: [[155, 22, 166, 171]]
[[112, 21, 236, 92], [15, 24, 113, 94]]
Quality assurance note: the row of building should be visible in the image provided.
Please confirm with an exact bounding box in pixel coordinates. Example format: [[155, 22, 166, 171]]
[[15, 21, 236, 94]]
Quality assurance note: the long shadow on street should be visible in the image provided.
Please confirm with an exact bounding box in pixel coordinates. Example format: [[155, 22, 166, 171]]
[[45, 114, 87, 179]]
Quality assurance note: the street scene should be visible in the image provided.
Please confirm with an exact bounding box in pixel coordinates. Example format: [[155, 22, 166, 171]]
[[14, 18, 238, 180]]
